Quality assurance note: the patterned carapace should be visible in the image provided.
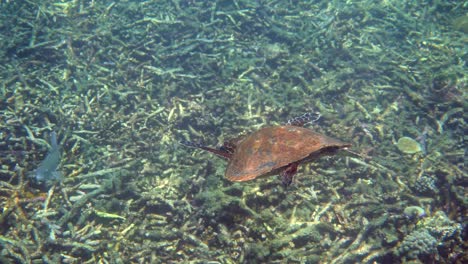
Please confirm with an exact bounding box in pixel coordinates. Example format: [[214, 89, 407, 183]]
[[183, 114, 350, 186]]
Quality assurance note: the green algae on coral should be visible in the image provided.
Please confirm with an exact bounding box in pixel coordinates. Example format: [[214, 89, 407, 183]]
[[396, 137, 422, 154], [403, 206, 426, 218], [452, 15, 468, 33]]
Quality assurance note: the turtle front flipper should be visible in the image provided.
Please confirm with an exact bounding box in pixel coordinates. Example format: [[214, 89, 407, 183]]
[[220, 140, 237, 155], [280, 161, 300, 187], [180, 141, 233, 160]]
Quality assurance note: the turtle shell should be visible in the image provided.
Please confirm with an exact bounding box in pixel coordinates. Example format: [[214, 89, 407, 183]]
[[225, 125, 350, 182]]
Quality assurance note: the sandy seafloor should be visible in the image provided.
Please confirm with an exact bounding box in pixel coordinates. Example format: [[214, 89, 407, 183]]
[[0, 0, 466, 263]]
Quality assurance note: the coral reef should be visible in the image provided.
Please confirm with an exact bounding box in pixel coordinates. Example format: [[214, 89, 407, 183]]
[[0, 0, 465, 263], [412, 175, 439, 196], [397, 229, 438, 260], [397, 211, 463, 262], [419, 211, 462, 242]]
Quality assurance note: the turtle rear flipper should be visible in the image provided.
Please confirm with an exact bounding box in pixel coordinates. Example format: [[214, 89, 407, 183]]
[[286, 112, 321, 126]]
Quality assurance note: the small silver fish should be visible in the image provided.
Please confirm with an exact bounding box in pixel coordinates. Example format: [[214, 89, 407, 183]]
[[34, 131, 62, 184]]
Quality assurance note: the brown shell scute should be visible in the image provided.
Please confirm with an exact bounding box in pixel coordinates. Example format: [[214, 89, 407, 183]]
[[225, 125, 349, 182]]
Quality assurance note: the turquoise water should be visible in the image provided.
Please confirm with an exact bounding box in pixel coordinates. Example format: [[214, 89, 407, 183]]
[[0, 1, 465, 263]]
